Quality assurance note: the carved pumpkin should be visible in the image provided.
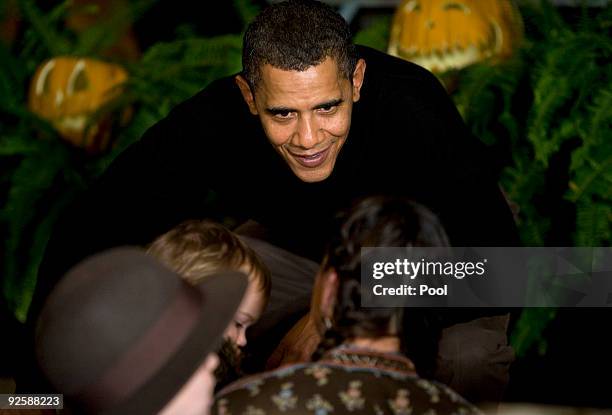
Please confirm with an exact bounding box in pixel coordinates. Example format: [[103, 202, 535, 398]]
[[28, 57, 128, 153], [388, 0, 523, 73]]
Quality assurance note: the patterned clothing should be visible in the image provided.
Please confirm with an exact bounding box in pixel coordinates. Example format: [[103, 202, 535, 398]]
[[214, 347, 480, 415]]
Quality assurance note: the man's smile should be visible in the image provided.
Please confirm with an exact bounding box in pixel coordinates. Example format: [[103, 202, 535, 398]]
[[288, 145, 332, 168]]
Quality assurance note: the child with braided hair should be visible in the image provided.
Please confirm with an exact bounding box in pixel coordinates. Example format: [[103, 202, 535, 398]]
[[215, 196, 481, 415]]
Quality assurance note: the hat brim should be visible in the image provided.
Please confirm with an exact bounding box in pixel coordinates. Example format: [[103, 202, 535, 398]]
[[106, 270, 248, 415]]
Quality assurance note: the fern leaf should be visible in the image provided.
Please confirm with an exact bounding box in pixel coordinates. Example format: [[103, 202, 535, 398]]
[[0, 135, 41, 156], [17, 0, 72, 55], [354, 16, 391, 53], [12, 193, 76, 322], [1, 146, 69, 311], [72, 0, 155, 56], [511, 307, 558, 357], [573, 200, 612, 247], [233, 0, 260, 29], [567, 86, 612, 203]]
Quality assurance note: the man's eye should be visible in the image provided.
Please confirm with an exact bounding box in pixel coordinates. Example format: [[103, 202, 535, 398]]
[[318, 105, 337, 114], [234, 321, 244, 328], [274, 111, 293, 119]]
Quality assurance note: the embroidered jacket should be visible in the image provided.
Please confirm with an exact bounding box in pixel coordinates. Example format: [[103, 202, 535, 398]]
[[214, 347, 481, 415]]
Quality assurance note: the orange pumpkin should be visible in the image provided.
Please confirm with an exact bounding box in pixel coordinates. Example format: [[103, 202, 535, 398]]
[[28, 57, 128, 153], [388, 0, 523, 73]]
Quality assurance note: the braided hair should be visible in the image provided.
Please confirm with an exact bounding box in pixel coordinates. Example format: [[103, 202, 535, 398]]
[[313, 196, 449, 377]]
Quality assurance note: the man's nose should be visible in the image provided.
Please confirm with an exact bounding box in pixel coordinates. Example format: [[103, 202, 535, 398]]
[[293, 115, 318, 149]]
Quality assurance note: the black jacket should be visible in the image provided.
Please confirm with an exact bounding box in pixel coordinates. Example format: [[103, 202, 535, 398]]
[[31, 46, 519, 322]]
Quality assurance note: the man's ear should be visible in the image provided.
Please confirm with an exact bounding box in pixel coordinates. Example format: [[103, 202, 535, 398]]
[[351, 59, 366, 103], [319, 268, 339, 319], [235, 75, 258, 115]]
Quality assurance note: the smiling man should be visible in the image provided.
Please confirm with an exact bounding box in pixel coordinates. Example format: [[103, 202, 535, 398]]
[[235, 56, 365, 183], [31, 0, 518, 405], [35, 0, 518, 273]]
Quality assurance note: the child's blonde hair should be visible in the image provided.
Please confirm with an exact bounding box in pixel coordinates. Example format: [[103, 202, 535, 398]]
[[147, 220, 271, 297]]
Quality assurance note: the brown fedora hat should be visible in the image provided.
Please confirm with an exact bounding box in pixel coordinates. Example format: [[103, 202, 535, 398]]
[[35, 247, 248, 414]]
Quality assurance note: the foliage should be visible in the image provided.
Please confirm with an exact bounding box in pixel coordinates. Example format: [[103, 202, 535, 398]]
[[456, 1, 611, 245], [354, 1, 611, 356], [2, 1, 610, 363], [453, 1, 611, 356], [0, 0, 258, 322], [353, 15, 391, 52]]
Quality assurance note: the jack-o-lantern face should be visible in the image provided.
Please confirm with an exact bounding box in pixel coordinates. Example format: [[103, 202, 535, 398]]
[[388, 0, 523, 73], [28, 57, 128, 152]]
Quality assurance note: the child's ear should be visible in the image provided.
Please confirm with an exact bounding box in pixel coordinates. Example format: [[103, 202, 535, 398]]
[[319, 269, 339, 319]]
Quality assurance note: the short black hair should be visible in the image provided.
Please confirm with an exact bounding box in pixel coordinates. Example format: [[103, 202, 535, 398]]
[[242, 0, 358, 89]]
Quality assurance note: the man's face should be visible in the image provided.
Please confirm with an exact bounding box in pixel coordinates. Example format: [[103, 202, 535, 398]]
[[237, 57, 366, 182]]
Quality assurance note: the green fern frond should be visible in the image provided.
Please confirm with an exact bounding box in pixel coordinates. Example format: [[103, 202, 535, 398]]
[[0, 45, 29, 109], [354, 15, 391, 52], [138, 35, 242, 68], [72, 0, 155, 56], [454, 57, 525, 145], [0, 135, 41, 156], [528, 29, 611, 167], [511, 307, 557, 357], [1, 145, 69, 311], [568, 152, 612, 203], [586, 86, 612, 142], [528, 69, 571, 165], [573, 201, 612, 247], [518, 0, 568, 41], [567, 85, 612, 203], [17, 0, 72, 56], [233, 0, 261, 29], [12, 193, 76, 322], [502, 161, 545, 207]]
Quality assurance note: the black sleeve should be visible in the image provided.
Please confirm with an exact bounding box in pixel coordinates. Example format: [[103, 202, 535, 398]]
[[29, 88, 227, 322], [379, 66, 520, 325], [388, 67, 520, 248]]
